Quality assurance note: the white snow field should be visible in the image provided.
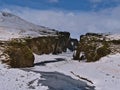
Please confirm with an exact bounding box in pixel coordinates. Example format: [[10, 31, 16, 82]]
[[0, 51, 120, 90], [0, 12, 57, 41]]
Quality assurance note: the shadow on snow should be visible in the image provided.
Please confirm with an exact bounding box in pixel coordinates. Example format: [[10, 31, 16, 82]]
[[34, 58, 66, 66]]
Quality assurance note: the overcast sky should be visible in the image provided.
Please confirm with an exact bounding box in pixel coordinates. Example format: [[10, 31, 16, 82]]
[[0, 0, 120, 38]]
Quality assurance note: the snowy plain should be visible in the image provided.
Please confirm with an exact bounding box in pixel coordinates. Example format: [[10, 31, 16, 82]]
[[0, 51, 120, 90]]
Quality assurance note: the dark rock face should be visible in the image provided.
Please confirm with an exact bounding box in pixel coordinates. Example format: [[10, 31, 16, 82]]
[[54, 31, 70, 54], [0, 31, 70, 68], [25, 31, 70, 55], [25, 36, 57, 55], [73, 33, 112, 62], [67, 38, 78, 51]]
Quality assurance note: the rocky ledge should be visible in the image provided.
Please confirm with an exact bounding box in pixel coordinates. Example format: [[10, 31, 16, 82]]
[[73, 33, 120, 62], [0, 31, 70, 68]]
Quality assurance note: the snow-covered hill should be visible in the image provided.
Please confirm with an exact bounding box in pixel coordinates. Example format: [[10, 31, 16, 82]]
[[0, 12, 57, 41]]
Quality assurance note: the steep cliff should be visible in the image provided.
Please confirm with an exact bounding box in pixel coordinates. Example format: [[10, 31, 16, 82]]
[[73, 33, 120, 62], [0, 31, 70, 68], [24, 31, 70, 55]]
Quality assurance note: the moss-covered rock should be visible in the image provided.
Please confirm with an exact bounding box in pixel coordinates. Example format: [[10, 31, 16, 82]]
[[97, 45, 111, 58], [73, 33, 112, 62], [25, 32, 70, 55], [4, 39, 34, 68]]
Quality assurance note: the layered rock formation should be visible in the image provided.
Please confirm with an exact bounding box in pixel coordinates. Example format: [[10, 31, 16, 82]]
[[73, 33, 120, 62], [0, 12, 70, 68]]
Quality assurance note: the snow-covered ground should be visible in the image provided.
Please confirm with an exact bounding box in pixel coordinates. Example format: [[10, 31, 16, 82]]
[[106, 34, 120, 40], [33, 52, 120, 90], [0, 63, 48, 90], [0, 51, 120, 90]]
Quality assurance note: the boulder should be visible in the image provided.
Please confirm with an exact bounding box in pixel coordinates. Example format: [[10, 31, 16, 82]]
[[1, 39, 34, 68]]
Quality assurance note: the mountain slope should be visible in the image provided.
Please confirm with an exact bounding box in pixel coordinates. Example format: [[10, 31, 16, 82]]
[[0, 12, 57, 40]]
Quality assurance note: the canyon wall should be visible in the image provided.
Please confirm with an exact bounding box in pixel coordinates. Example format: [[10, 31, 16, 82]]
[[73, 33, 120, 62], [0, 32, 70, 68]]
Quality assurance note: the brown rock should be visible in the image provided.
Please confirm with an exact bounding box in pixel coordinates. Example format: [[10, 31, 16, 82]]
[[4, 39, 34, 68]]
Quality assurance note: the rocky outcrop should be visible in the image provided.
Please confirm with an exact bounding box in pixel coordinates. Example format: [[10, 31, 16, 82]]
[[6, 42, 34, 68], [0, 40, 34, 68], [25, 31, 70, 55], [73, 33, 120, 62], [0, 31, 70, 68]]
